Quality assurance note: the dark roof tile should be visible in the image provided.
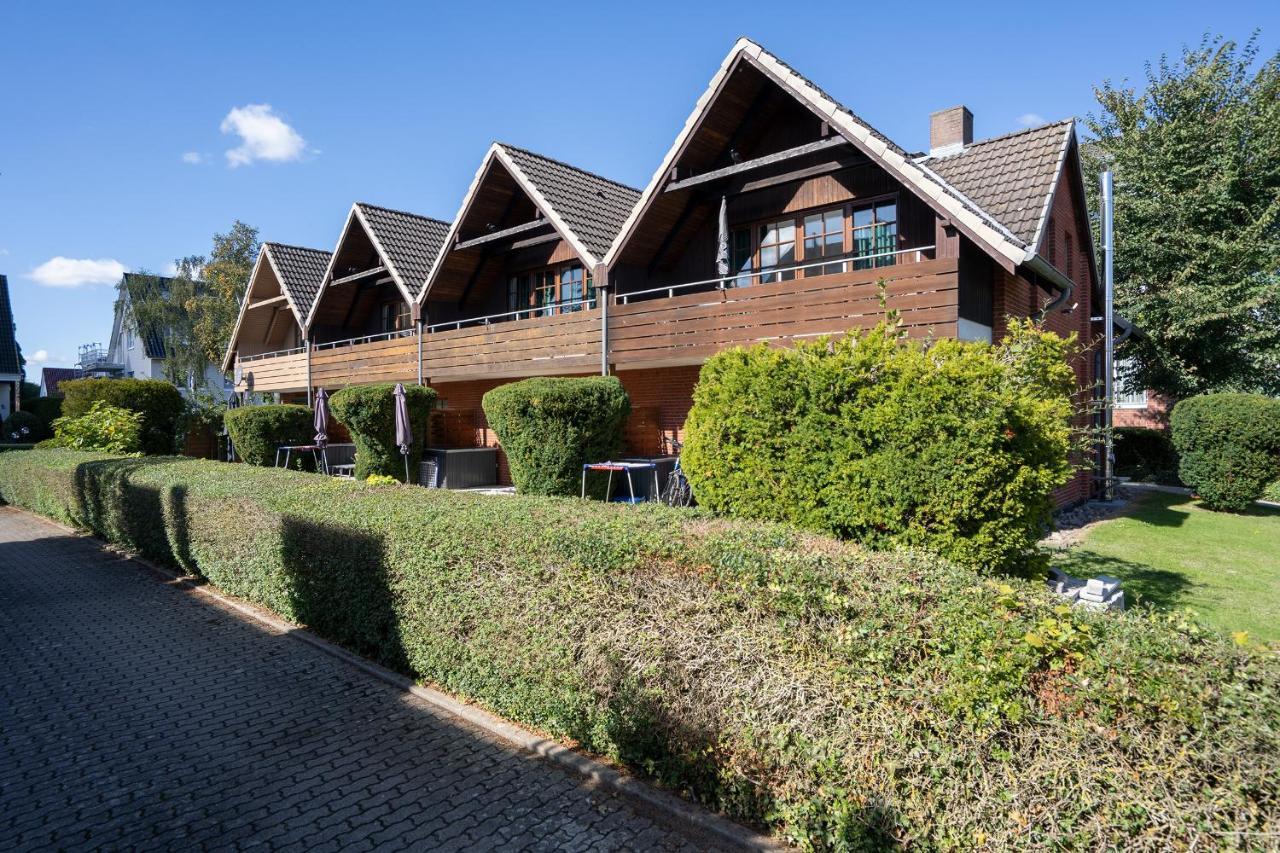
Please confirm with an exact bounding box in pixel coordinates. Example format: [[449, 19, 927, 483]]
[[355, 203, 450, 299], [263, 242, 330, 320], [0, 275, 18, 375]]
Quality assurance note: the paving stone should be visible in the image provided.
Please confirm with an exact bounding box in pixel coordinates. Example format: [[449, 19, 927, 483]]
[[0, 509, 726, 851]]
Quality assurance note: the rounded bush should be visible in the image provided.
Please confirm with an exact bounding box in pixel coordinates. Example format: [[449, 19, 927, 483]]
[[482, 376, 631, 497], [1171, 393, 1280, 511], [2, 410, 43, 443], [682, 321, 1077, 573], [329, 384, 436, 481], [59, 378, 184, 455], [1113, 426, 1179, 484], [224, 404, 313, 466], [19, 396, 61, 440]]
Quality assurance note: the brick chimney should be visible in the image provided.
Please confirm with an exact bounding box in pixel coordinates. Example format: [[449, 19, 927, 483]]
[[930, 106, 973, 156]]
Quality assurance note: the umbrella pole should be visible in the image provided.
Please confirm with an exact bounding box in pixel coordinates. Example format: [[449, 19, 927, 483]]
[[404, 453, 410, 484]]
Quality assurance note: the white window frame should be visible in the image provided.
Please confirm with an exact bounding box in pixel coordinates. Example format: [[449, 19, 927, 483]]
[[1114, 358, 1147, 409]]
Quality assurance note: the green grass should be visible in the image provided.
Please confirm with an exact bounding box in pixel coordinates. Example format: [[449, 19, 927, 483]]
[[1051, 490, 1280, 642]]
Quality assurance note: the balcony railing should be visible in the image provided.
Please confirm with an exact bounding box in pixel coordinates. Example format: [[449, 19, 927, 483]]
[[313, 328, 415, 351], [238, 344, 307, 363], [426, 296, 599, 333]]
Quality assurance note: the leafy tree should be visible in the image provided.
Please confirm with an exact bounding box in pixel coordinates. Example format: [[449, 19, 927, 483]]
[[1084, 34, 1280, 398], [187, 221, 259, 367]]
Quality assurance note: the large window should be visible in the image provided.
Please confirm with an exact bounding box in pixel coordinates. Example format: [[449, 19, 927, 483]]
[[851, 201, 898, 270], [1114, 358, 1146, 408], [508, 263, 595, 317], [758, 219, 796, 283], [380, 300, 410, 333], [803, 208, 846, 276], [729, 228, 753, 287]]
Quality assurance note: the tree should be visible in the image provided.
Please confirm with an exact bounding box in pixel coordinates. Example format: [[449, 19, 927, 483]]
[[186, 221, 259, 368], [1084, 35, 1280, 398]]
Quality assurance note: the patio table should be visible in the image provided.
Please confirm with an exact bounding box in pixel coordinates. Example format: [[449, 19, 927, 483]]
[[580, 461, 661, 504], [274, 444, 330, 475]]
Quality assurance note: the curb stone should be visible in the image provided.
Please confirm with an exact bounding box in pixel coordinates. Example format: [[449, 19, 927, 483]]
[[15, 507, 788, 853]]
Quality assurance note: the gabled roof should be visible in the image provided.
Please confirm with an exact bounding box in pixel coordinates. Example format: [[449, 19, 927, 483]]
[[419, 143, 639, 303], [308, 203, 449, 329], [604, 38, 1078, 280], [40, 367, 79, 396], [263, 242, 330, 321], [0, 275, 19, 376], [120, 272, 171, 360], [919, 120, 1075, 248]]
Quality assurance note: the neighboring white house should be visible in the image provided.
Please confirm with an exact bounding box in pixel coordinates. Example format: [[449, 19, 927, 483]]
[[95, 273, 230, 397], [0, 275, 21, 422]]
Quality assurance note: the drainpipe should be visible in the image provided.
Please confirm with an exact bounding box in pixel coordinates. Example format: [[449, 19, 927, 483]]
[[414, 303, 424, 387], [305, 339, 312, 408], [1100, 170, 1116, 501], [1024, 255, 1074, 318], [597, 263, 610, 376]]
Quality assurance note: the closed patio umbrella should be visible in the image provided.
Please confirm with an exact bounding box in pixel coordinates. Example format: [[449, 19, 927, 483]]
[[393, 383, 412, 484], [715, 194, 730, 288], [313, 388, 330, 474]]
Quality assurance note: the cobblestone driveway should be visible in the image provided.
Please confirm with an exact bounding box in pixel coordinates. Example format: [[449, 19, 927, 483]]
[[0, 509, 730, 851]]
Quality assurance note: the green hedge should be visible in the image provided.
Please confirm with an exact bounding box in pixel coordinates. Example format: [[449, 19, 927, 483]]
[[1113, 426, 1179, 484], [2, 410, 44, 443], [1, 449, 1275, 848], [60, 378, 184, 455], [683, 321, 1076, 573], [329, 384, 436, 481], [18, 396, 61, 440], [224, 404, 314, 467], [1171, 393, 1280, 511], [482, 376, 630, 496]]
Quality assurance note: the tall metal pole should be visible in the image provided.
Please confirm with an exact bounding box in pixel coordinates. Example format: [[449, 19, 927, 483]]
[[1100, 171, 1116, 501], [305, 339, 313, 408]]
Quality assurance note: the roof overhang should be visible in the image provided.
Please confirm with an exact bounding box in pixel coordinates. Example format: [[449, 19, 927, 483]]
[[417, 144, 600, 306], [305, 204, 418, 335]]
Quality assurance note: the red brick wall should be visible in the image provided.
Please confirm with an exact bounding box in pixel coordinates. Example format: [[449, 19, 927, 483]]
[[1114, 393, 1174, 430], [994, 159, 1099, 507]]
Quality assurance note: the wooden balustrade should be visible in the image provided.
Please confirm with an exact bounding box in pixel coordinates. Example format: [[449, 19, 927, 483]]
[[422, 309, 600, 382]]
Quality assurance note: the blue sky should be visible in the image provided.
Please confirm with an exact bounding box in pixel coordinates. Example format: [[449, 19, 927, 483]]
[[1, 1, 1275, 373]]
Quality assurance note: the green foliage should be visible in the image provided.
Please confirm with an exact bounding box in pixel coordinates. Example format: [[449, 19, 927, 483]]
[[47, 402, 143, 453], [223, 404, 313, 467], [365, 474, 398, 486], [329, 384, 436, 481], [21, 396, 62, 441], [1085, 35, 1280, 398], [0, 449, 1276, 849], [1170, 393, 1280, 511], [682, 321, 1077, 573], [60, 377, 185, 455], [1113, 426, 1179, 484], [482, 376, 630, 497], [3, 411, 43, 443], [20, 381, 41, 402], [186, 220, 260, 367]]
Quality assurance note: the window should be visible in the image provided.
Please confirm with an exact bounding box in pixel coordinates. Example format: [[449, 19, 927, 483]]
[[1114, 357, 1146, 408], [803, 208, 846, 276], [729, 228, 753, 287], [508, 263, 595, 316], [380, 300, 410, 333], [852, 201, 897, 269], [758, 219, 796, 282]]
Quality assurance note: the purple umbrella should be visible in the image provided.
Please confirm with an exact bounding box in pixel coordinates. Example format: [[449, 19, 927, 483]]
[[393, 383, 412, 483]]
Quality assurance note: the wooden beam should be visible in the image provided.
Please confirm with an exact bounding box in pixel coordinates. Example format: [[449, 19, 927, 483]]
[[455, 219, 552, 251], [329, 265, 387, 287], [728, 154, 865, 196], [246, 294, 288, 311], [664, 136, 850, 193], [506, 231, 562, 252]]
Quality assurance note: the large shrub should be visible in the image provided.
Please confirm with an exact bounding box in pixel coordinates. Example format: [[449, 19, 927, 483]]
[[682, 321, 1076, 573], [19, 396, 61, 441], [482, 376, 630, 496], [1113, 426, 1179, 484], [1171, 393, 1280, 511], [60, 378, 184, 455], [0, 449, 1275, 849], [224, 404, 314, 467], [46, 401, 144, 453], [329, 384, 436, 481], [2, 410, 43, 443]]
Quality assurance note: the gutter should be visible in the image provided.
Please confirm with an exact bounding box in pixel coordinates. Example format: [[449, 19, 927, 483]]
[[1022, 253, 1074, 318]]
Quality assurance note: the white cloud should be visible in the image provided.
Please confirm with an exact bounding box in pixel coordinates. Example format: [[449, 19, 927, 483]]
[[1016, 112, 1047, 128], [181, 151, 205, 165], [30, 350, 49, 363], [0, 248, 9, 256], [28, 256, 126, 288], [220, 104, 307, 167]]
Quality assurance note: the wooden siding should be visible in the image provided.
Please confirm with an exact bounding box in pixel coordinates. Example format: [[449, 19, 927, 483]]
[[234, 350, 307, 393], [608, 258, 959, 368], [423, 309, 601, 382], [311, 336, 417, 388]]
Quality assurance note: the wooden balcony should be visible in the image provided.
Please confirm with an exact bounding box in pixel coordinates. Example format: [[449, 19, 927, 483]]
[[233, 348, 307, 394], [311, 332, 417, 388], [422, 306, 600, 383], [608, 257, 958, 368]]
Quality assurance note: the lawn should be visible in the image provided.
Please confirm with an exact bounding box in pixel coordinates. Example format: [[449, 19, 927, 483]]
[[1050, 490, 1280, 642]]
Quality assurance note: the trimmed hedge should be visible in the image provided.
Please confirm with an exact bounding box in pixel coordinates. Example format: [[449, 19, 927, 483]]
[[1, 449, 1275, 848], [683, 321, 1076, 573], [482, 376, 630, 497], [329, 384, 436, 481], [60, 378, 184, 455], [1113, 426, 1179, 484], [1171, 393, 1280, 511], [224, 404, 314, 467]]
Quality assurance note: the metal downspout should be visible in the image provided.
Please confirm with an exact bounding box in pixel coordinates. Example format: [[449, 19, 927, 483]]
[[305, 340, 312, 408]]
